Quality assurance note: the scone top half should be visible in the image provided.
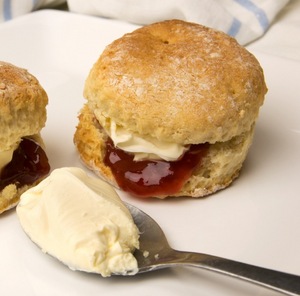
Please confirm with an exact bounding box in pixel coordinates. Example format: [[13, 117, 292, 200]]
[[76, 20, 267, 199], [85, 20, 266, 146], [0, 61, 47, 151]]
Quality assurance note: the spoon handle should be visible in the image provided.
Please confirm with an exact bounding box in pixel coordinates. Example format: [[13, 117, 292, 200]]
[[171, 250, 300, 295]]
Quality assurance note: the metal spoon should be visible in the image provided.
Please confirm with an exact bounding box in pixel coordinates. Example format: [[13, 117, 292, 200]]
[[125, 202, 300, 296]]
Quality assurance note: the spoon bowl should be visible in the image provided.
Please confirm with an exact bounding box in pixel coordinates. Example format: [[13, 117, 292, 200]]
[[125, 202, 300, 296]]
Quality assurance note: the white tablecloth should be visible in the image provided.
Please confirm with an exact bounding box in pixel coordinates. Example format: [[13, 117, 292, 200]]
[[247, 0, 300, 62]]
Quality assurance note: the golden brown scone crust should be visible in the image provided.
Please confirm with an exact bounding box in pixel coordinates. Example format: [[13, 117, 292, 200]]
[[74, 104, 116, 186], [74, 105, 254, 198], [84, 19, 267, 145], [0, 61, 48, 151], [0, 183, 31, 215]]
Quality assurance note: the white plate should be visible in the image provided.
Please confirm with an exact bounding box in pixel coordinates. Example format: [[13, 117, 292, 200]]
[[0, 10, 299, 296]]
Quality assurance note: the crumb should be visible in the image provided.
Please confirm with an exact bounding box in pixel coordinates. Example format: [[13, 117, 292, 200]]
[[143, 251, 149, 258]]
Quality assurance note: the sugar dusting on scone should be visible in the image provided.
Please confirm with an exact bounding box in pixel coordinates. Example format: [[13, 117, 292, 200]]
[[74, 20, 267, 199]]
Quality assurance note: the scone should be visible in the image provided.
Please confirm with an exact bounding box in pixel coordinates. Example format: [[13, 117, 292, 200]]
[[0, 61, 50, 213], [74, 20, 267, 199]]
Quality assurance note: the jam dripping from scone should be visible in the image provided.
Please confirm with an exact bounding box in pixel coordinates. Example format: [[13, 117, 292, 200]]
[[0, 138, 50, 191], [104, 138, 208, 197]]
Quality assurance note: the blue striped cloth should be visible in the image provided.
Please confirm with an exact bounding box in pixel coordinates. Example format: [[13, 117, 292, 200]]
[[219, 0, 289, 44], [0, 0, 289, 45], [0, 0, 64, 21]]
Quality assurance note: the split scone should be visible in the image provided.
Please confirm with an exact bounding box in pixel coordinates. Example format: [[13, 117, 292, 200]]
[[0, 61, 50, 213], [74, 20, 267, 199]]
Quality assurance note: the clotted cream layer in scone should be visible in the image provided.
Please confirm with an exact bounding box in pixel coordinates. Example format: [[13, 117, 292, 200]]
[[74, 20, 267, 199], [0, 61, 50, 213]]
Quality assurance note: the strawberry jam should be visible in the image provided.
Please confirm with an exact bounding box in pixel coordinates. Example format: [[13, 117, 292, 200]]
[[0, 138, 50, 191], [104, 138, 208, 197]]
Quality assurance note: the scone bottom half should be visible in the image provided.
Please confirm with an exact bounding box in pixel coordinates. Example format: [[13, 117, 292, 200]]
[[0, 61, 50, 214], [74, 20, 267, 199]]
